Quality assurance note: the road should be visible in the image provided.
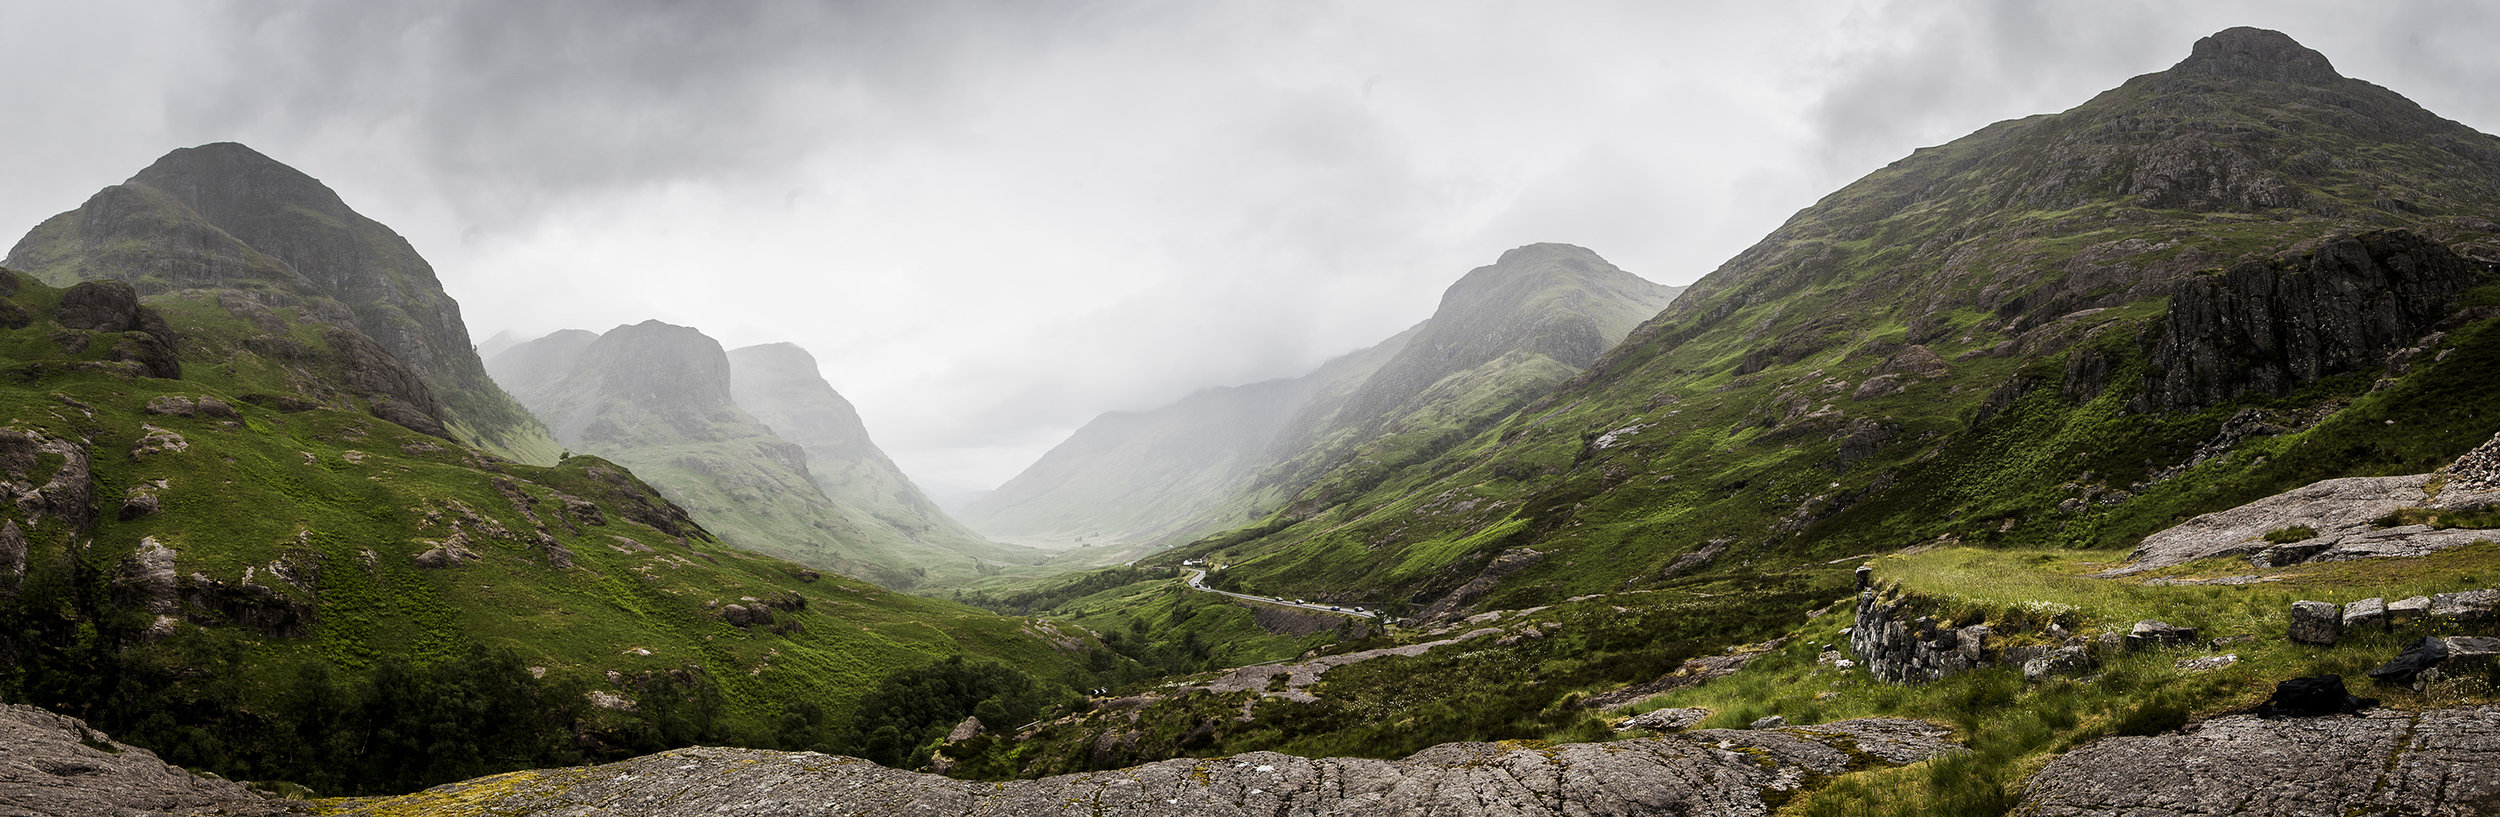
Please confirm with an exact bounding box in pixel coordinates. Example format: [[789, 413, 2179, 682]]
[[1184, 569, 1378, 619]]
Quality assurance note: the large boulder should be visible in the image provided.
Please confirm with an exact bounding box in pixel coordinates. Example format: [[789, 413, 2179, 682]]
[[2020, 706, 2500, 815], [0, 703, 281, 816], [2290, 601, 2342, 645]]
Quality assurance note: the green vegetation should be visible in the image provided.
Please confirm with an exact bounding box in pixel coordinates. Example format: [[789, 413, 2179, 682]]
[[943, 571, 1839, 778], [0, 270, 1094, 794], [1634, 548, 2500, 815]]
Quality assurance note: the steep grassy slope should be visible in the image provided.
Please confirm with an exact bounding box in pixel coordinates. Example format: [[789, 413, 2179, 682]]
[[1159, 28, 2500, 616], [4, 143, 557, 462], [0, 270, 1091, 794], [491, 324, 1044, 589], [967, 243, 1679, 551]]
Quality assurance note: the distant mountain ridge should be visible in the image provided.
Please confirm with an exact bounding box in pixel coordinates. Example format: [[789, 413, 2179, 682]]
[[490, 323, 1038, 588], [3, 142, 557, 461], [964, 243, 1681, 550], [1151, 27, 2500, 616]]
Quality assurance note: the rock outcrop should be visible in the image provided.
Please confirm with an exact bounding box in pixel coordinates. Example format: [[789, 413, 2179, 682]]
[[332, 718, 1957, 817], [2142, 230, 2489, 412], [2019, 705, 2500, 816], [2106, 471, 2500, 575], [0, 703, 282, 817]]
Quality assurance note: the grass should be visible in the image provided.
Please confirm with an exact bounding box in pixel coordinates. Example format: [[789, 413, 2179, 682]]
[[1625, 548, 2500, 815]]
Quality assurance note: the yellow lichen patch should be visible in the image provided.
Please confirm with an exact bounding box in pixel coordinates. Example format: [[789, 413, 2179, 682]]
[[310, 769, 548, 816]]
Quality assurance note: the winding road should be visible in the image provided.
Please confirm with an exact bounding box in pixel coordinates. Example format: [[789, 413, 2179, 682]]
[[1184, 569, 1379, 619]]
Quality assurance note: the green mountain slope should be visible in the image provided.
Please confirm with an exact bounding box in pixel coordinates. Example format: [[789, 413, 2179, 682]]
[[490, 324, 1043, 589], [0, 271, 1089, 794], [1161, 27, 2500, 617], [965, 243, 1680, 552], [3, 143, 558, 462], [727, 342, 1038, 568]]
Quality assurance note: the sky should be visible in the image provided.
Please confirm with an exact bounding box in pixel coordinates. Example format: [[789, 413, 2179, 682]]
[[5, 1, 2499, 494]]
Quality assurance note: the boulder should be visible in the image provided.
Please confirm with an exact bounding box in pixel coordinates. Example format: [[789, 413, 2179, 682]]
[[2388, 595, 2432, 625], [2341, 597, 2387, 632], [2024, 646, 2099, 682], [1749, 715, 1788, 729], [1616, 708, 1710, 732], [2430, 589, 2498, 621], [2289, 601, 2342, 645], [54, 280, 142, 332], [946, 716, 986, 743], [0, 703, 280, 817], [2126, 620, 2200, 651]]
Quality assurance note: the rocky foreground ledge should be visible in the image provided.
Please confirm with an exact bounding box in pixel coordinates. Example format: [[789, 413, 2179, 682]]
[[2019, 705, 2500, 816], [329, 717, 1954, 817]]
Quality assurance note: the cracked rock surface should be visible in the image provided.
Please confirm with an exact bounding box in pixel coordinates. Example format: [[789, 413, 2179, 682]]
[[2018, 705, 2500, 816], [328, 718, 1957, 817], [0, 703, 282, 817], [2105, 474, 2500, 575]]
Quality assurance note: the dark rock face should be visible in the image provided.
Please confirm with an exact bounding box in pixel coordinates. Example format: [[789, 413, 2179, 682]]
[[53, 280, 181, 379], [2143, 230, 2487, 411], [2020, 706, 2500, 816], [2172, 26, 2342, 85], [0, 703, 282, 817], [55, 280, 142, 331], [334, 718, 1959, 817]]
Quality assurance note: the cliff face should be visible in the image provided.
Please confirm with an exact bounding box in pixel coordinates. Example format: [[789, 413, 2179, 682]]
[[4, 143, 557, 461], [2142, 229, 2488, 411], [490, 325, 1038, 588]]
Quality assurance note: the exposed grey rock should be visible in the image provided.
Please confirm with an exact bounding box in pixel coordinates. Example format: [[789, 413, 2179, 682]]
[[2390, 595, 2433, 625], [2176, 654, 2239, 672], [331, 718, 1959, 817], [115, 537, 180, 616], [0, 521, 23, 590], [2020, 706, 2500, 816], [0, 703, 282, 817], [2448, 430, 2500, 492], [2106, 474, 2500, 575], [2431, 589, 2499, 621], [2126, 620, 2200, 651], [2024, 647, 2098, 682], [131, 425, 189, 458], [1615, 707, 1709, 732], [1749, 715, 1788, 729], [2143, 229, 2484, 412], [2290, 601, 2343, 644], [946, 716, 986, 743], [2343, 597, 2388, 631]]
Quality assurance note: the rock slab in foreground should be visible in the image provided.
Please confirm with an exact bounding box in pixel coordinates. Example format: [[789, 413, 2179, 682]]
[[331, 718, 1958, 817], [2018, 705, 2500, 816], [0, 703, 282, 817]]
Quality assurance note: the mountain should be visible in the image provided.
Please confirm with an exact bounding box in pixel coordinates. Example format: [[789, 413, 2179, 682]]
[[488, 323, 1043, 589], [1156, 27, 2500, 616], [726, 342, 1035, 567], [964, 243, 1680, 550], [0, 269, 1089, 796], [2, 143, 558, 462]]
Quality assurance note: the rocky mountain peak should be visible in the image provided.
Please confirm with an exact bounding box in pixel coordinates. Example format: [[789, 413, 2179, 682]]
[[123, 142, 354, 232], [581, 320, 738, 414], [2171, 27, 2340, 85]]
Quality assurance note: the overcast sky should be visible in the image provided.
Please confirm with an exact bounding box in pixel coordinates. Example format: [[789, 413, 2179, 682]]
[[6, 1, 2499, 492]]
